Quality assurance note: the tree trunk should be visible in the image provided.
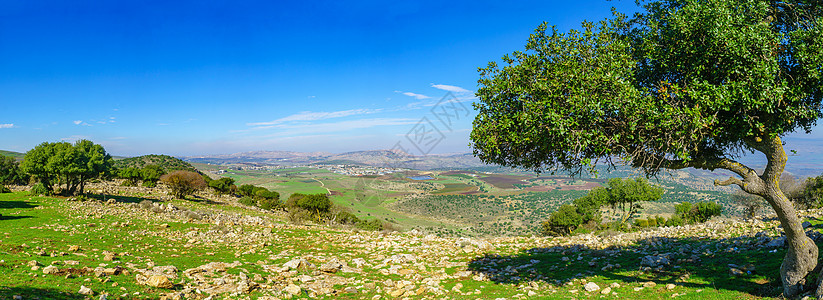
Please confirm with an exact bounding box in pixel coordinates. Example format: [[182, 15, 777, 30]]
[[763, 188, 818, 297]]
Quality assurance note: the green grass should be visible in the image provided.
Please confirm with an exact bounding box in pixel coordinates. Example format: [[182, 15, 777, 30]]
[[0, 190, 815, 299]]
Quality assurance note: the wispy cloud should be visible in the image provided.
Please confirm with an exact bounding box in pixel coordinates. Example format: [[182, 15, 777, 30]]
[[431, 84, 471, 93], [247, 108, 381, 127], [395, 90, 431, 100], [72, 120, 91, 126], [61, 135, 90, 142], [0, 123, 14, 129]]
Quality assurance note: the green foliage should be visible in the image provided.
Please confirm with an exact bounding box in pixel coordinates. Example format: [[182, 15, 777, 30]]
[[238, 184, 256, 197], [335, 211, 360, 225], [21, 140, 112, 195], [113, 154, 196, 173], [239, 196, 256, 207], [258, 197, 279, 210], [117, 167, 142, 186], [471, 0, 823, 178], [30, 183, 49, 196], [800, 175, 823, 209], [160, 170, 206, 199], [572, 187, 607, 224], [0, 155, 28, 186], [665, 215, 685, 227], [142, 181, 157, 188], [542, 204, 583, 236], [355, 219, 384, 231], [675, 201, 722, 224], [208, 177, 236, 195], [140, 165, 165, 184], [603, 178, 663, 223], [0, 186, 10, 193]]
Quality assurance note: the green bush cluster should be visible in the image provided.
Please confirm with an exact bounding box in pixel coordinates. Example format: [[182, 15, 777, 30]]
[[675, 201, 722, 224], [116, 164, 165, 187], [208, 177, 236, 195], [541, 177, 662, 236], [0, 155, 28, 186], [236, 184, 280, 210], [30, 183, 49, 196], [0, 186, 10, 193], [633, 215, 684, 228]]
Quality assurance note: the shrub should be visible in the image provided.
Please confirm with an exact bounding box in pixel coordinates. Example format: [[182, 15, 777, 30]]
[[208, 177, 236, 195], [142, 181, 157, 188], [239, 196, 257, 207], [800, 175, 823, 209], [542, 204, 583, 236], [334, 211, 360, 225], [665, 215, 684, 226], [160, 170, 206, 199], [238, 184, 257, 197], [634, 218, 650, 227], [258, 198, 279, 210], [674, 201, 722, 224], [30, 183, 49, 196], [117, 167, 142, 186], [356, 219, 383, 231], [0, 186, 10, 193]]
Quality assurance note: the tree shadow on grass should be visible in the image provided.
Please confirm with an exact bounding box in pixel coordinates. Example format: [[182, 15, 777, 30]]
[[466, 234, 810, 298], [0, 286, 85, 300], [0, 201, 38, 209], [0, 215, 33, 221]]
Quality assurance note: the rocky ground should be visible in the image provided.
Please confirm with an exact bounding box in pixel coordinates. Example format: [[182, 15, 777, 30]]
[[2, 184, 822, 299]]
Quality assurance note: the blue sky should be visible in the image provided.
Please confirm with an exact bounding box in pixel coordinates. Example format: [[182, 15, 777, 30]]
[[1, 0, 821, 161]]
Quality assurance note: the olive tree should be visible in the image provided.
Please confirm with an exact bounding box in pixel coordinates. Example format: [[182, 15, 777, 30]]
[[160, 170, 206, 199], [471, 0, 823, 296]]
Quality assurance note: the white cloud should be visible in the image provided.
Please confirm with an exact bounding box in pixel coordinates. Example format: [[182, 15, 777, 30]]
[[431, 84, 471, 93], [247, 108, 381, 126], [61, 135, 90, 142], [0, 123, 13, 129], [73, 120, 91, 126], [395, 91, 431, 100]]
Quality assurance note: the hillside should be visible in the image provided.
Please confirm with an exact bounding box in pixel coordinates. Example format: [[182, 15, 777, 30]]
[[0, 183, 820, 299], [113, 154, 198, 172], [0, 150, 25, 161]]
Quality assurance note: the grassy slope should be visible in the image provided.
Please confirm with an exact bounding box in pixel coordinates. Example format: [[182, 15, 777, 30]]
[[0, 190, 808, 299], [0, 150, 25, 160]]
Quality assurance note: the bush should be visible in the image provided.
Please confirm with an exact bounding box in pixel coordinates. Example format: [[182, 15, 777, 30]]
[[674, 201, 722, 224], [142, 181, 157, 188], [208, 177, 236, 195], [0, 186, 10, 193], [30, 183, 49, 196], [634, 218, 650, 227], [665, 215, 684, 226], [334, 211, 360, 225], [239, 196, 257, 207], [160, 171, 206, 199], [258, 197, 279, 210], [542, 204, 583, 236], [356, 219, 383, 231]]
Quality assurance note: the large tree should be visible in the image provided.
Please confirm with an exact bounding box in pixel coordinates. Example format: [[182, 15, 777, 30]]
[[21, 140, 112, 195], [471, 0, 822, 297]]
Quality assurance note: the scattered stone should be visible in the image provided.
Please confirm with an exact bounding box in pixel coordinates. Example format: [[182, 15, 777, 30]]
[[79, 285, 93, 295], [42, 265, 59, 274], [319, 260, 343, 273], [642, 281, 657, 288], [284, 284, 301, 295], [766, 236, 786, 248], [641, 255, 670, 268], [610, 282, 621, 288], [666, 283, 676, 290], [601, 287, 612, 294], [583, 282, 600, 292], [146, 275, 173, 288]]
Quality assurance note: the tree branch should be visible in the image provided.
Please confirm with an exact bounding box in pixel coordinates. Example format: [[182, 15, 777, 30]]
[[715, 177, 744, 187]]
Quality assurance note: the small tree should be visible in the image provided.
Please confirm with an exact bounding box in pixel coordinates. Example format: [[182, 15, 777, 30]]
[[140, 165, 165, 187], [733, 191, 766, 219], [208, 177, 236, 195], [117, 167, 142, 186], [0, 155, 28, 186], [800, 175, 823, 209], [542, 204, 582, 236], [675, 201, 722, 224], [160, 170, 206, 199], [603, 178, 663, 224]]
